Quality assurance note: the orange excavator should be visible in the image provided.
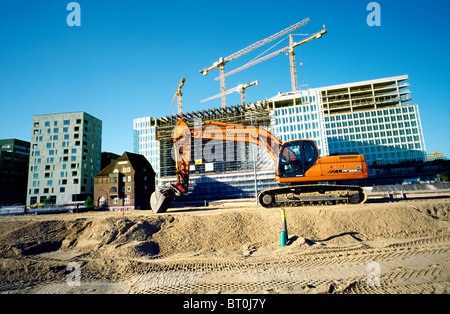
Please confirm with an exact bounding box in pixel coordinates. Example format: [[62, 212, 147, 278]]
[[150, 118, 369, 213]]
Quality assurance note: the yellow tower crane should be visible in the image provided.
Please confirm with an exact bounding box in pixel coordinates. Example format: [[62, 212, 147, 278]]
[[200, 18, 310, 108], [169, 78, 186, 114], [215, 28, 326, 92]]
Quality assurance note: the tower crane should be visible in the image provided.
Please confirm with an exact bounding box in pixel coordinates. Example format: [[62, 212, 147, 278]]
[[200, 18, 310, 108], [201, 80, 259, 105], [215, 28, 327, 92], [169, 78, 186, 114]]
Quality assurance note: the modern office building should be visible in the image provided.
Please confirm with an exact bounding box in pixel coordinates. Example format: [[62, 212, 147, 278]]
[[26, 112, 102, 206], [270, 75, 426, 170], [133, 116, 160, 180], [134, 75, 426, 200], [0, 139, 30, 205]]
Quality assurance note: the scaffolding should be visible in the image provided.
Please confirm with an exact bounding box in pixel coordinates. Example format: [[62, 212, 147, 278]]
[[156, 101, 275, 181]]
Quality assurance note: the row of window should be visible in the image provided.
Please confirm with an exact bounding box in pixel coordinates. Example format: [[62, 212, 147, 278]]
[[273, 103, 319, 117], [110, 186, 133, 193], [30, 184, 93, 196], [110, 175, 133, 183], [100, 195, 131, 205], [324, 106, 416, 122], [34, 118, 100, 129], [34, 118, 85, 128]]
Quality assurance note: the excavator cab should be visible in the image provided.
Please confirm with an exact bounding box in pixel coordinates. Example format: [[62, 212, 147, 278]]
[[278, 140, 319, 178]]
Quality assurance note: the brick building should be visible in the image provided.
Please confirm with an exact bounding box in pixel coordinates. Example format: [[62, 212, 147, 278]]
[[94, 152, 155, 210]]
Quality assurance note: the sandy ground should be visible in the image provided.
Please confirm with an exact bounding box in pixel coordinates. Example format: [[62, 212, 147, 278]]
[[0, 194, 449, 294]]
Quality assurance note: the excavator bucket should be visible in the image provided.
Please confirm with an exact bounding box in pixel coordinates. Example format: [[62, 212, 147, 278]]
[[150, 188, 176, 214]]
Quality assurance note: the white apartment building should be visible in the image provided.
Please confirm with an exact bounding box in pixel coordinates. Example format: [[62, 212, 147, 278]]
[[27, 112, 102, 205]]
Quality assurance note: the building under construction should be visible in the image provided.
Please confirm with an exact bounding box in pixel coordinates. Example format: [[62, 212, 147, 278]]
[[134, 100, 277, 201], [134, 75, 427, 201]]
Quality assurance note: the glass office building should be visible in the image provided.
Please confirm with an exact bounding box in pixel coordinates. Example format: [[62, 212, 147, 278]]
[[269, 75, 426, 174], [133, 116, 160, 180]]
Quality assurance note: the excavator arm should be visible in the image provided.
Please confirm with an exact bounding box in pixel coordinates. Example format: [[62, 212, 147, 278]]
[[150, 118, 282, 213]]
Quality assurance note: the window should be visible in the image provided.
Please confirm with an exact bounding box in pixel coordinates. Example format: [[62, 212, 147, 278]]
[[110, 187, 117, 193], [124, 195, 130, 204], [63, 120, 70, 125]]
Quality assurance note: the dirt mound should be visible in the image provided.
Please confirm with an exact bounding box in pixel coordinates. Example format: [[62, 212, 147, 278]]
[[62, 216, 165, 258], [0, 198, 449, 292], [1, 199, 449, 262]]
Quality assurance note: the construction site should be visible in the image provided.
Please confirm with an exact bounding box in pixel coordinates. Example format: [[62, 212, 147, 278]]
[[134, 19, 438, 205], [1, 17, 449, 296]]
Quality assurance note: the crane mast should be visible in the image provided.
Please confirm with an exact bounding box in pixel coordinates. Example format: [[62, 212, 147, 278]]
[[289, 34, 298, 92], [169, 78, 186, 114]]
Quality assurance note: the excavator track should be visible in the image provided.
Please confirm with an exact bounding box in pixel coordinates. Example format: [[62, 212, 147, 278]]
[[258, 184, 368, 208]]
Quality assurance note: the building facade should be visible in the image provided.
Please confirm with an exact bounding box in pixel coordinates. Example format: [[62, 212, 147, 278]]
[[0, 139, 30, 205], [270, 75, 426, 173], [134, 75, 426, 200], [26, 112, 102, 205], [94, 152, 155, 210]]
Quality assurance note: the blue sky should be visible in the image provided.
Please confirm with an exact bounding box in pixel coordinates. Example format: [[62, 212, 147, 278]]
[[1, 0, 449, 157]]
